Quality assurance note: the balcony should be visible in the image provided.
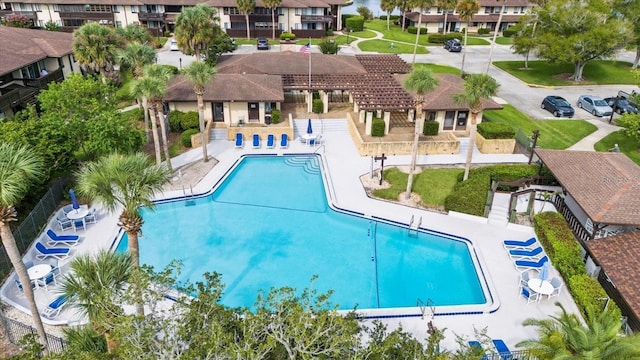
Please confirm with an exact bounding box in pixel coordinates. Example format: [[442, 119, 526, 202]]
[[0, 68, 64, 112], [58, 12, 113, 22], [138, 12, 165, 22], [0, 10, 37, 20], [301, 15, 333, 23]]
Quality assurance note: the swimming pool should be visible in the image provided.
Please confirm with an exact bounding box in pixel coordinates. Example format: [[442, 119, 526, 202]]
[[116, 155, 488, 312]]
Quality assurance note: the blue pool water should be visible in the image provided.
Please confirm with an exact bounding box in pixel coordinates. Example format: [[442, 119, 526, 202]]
[[116, 155, 486, 310]]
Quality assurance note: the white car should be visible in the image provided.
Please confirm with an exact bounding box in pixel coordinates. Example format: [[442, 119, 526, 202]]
[[169, 39, 179, 51], [577, 95, 613, 117]]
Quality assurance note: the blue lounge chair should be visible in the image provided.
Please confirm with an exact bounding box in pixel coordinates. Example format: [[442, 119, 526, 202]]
[[35, 242, 70, 261], [280, 133, 289, 148], [503, 237, 537, 250], [252, 134, 260, 148], [492, 339, 513, 360], [266, 134, 275, 148], [514, 255, 549, 273], [235, 133, 243, 148], [46, 229, 80, 247], [468, 341, 488, 360], [508, 246, 544, 259], [42, 295, 68, 319]]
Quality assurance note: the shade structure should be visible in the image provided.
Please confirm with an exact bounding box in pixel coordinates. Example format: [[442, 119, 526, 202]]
[[539, 260, 550, 282], [306, 118, 313, 134], [69, 189, 80, 210]]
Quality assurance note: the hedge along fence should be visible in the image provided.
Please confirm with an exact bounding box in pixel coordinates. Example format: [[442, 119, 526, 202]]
[[534, 212, 622, 321], [372, 118, 385, 137], [345, 16, 365, 32], [428, 33, 462, 44], [477, 123, 515, 139]]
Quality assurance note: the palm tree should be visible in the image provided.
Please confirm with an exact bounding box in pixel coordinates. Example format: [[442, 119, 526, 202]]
[[60, 250, 132, 353], [116, 24, 152, 45], [116, 43, 156, 143], [131, 64, 174, 171], [411, 0, 435, 64], [455, 0, 480, 76], [380, 0, 396, 30], [175, 4, 219, 61], [438, 0, 456, 34], [518, 302, 640, 359], [183, 61, 216, 163], [0, 144, 48, 350], [453, 73, 499, 181], [486, 0, 506, 73], [397, 0, 411, 31], [403, 68, 439, 200], [72, 23, 122, 78], [236, 0, 256, 40], [263, 0, 282, 39]]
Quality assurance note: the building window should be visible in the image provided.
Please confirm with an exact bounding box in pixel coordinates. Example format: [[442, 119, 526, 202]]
[[115, 20, 122, 28], [131, 5, 138, 13], [279, 23, 283, 30], [456, 111, 468, 129], [113, 5, 119, 12], [484, 7, 491, 14], [521, 6, 528, 13], [62, 19, 85, 27], [503, 6, 508, 13], [295, 8, 300, 15], [224, 22, 229, 29], [427, 112, 436, 121]]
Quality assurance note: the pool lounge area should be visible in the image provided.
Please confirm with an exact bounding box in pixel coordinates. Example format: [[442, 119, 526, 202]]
[[0, 119, 582, 351]]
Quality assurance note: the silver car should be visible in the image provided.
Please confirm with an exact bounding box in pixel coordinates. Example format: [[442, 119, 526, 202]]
[[577, 95, 613, 117]]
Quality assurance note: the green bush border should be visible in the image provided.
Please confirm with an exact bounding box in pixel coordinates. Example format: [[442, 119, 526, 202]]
[[371, 118, 385, 137], [423, 120, 439, 136], [477, 122, 515, 139], [181, 129, 199, 147]]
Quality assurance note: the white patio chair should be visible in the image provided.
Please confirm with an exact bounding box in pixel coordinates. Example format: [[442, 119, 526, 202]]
[[520, 285, 540, 304], [547, 277, 563, 299]]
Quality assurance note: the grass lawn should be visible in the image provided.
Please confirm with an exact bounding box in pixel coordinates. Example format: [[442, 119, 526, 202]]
[[458, 37, 490, 45], [483, 104, 597, 149], [412, 63, 460, 75], [364, 20, 430, 45], [116, 71, 135, 107], [358, 39, 428, 54], [594, 130, 640, 165], [493, 60, 638, 86], [373, 168, 463, 207], [495, 37, 513, 45]]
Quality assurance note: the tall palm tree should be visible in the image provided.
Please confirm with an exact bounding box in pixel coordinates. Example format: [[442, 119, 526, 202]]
[[183, 61, 216, 163], [455, 0, 480, 76], [116, 43, 157, 142], [438, 0, 456, 34], [411, 0, 435, 64], [518, 303, 640, 359], [397, 0, 411, 31], [263, 0, 282, 39], [175, 4, 218, 61], [116, 24, 152, 45], [380, 0, 396, 30], [486, 0, 507, 73], [0, 144, 48, 350], [60, 250, 132, 353], [131, 64, 174, 171], [453, 73, 499, 180], [236, 0, 256, 40], [72, 23, 122, 78], [403, 68, 439, 200]]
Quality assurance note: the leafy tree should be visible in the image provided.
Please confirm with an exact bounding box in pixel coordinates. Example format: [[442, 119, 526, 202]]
[[319, 39, 339, 54], [236, 0, 256, 40], [511, 20, 536, 69], [411, 0, 435, 64], [357, 5, 373, 20], [116, 24, 152, 45], [455, 0, 480, 75], [380, 0, 396, 30], [533, 0, 632, 81], [403, 67, 439, 199], [518, 302, 640, 359], [84, 112, 145, 157], [175, 4, 219, 61], [438, 0, 457, 34], [5, 13, 31, 28], [0, 144, 48, 351], [616, 112, 640, 147], [263, 0, 282, 39], [204, 32, 238, 65], [396, 0, 412, 31], [183, 61, 216, 163], [613, 0, 640, 69], [454, 73, 500, 180], [44, 20, 60, 31]]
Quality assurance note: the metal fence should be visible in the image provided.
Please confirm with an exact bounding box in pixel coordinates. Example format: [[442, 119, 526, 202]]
[[1, 313, 67, 354], [515, 129, 534, 157], [0, 177, 68, 281]]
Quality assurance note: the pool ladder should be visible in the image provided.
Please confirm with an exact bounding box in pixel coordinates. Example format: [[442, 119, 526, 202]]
[[417, 297, 435, 319], [408, 215, 421, 237], [183, 185, 196, 206]]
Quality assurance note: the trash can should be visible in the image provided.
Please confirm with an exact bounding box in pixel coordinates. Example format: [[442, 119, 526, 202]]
[[265, 114, 272, 125]]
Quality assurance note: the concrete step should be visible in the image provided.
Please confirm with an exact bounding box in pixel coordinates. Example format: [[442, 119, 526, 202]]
[[293, 119, 348, 136], [209, 128, 228, 141]]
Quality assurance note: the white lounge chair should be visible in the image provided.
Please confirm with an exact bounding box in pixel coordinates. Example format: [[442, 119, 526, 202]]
[[42, 295, 68, 319], [35, 242, 70, 261]]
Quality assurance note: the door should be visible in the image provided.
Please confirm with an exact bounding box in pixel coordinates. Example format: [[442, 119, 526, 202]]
[[443, 111, 455, 130], [248, 102, 259, 122], [456, 111, 468, 130], [212, 102, 224, 122]]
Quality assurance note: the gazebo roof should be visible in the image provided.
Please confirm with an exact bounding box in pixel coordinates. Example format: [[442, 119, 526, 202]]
[[535, 149, 640, 226]]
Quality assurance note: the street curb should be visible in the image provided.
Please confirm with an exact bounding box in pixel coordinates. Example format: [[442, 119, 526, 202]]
[[527, 83, 555, 89]]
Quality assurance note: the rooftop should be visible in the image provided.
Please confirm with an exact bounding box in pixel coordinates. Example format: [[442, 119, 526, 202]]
[[0, 27, 73, 75]]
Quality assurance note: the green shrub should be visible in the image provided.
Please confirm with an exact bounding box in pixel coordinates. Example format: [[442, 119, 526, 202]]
[[312, 99, 323, 114], [181, 129, 199, 147], [160, 64, 179, 74], [444, 164, 539, 215], [477, 27, 490, 35], [477, 123, 515, 139], [568, 274, 621, 321], [379, 15, 400, 20], [502, 26, 519, 38], [180, 111, 199, 130], [319, 39, 339, 54], [342, 14, 357, 25], [326, 28, 333, 36], [423, 120, 439, 135], [534, 212, 585, 278], [428, 33, 462, 44], [169, 110, 184, 132], [407, 26, 427, 35], [279, 32, 296, 41], [371, 118, 385, 137], [271, 109, 281, 124], [345, 16, 365, 32], [121, 107, 145, 123]]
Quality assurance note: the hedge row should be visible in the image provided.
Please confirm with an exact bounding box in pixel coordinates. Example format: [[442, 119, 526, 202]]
[[477, 28, 490, 35], [345, 16, 365, 32], [444, 164, 539, 215], [534, 212, 622, 320], [407, 26, 427, 35], [502, 26, 518, 37], [169, 110, 199, 132], [428, 33, 462, 44], [477, 123, 515, 139], [379, 15, 401, 20], [372, 118, 385, 136], [423, 120, 439, 136]]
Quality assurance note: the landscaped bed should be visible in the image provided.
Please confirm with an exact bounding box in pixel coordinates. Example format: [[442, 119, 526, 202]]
[[493, 60, 638, 86]]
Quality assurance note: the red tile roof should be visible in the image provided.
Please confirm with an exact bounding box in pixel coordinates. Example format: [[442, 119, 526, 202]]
[[0, 27, 73, 75]]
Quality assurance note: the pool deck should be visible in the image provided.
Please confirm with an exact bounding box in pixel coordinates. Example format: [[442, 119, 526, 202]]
[[1, 119, 581, 352]]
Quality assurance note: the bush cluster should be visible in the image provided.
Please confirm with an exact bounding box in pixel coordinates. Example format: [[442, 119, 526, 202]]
[[345, 16, 365, 32], [477, 28, 490, 35], [271, 109, 281, 124], [444, 164, 539, 215], [428, 33, 462, 44], [181, 129, 199, 147], [379, 15, 400, 20], [319, 39, 339, 54], [477, 123, 515, 139], [279, 32, 295, 41], [169, 110, 199, 132], [371, 118, 385, 137], [407, 26, 427, 35], [502, 26, 519, 37], [534, 212, 621, 320], [169, 110, 184, 132], [312, 99, 323, 114], [423, 120, 439, 135]]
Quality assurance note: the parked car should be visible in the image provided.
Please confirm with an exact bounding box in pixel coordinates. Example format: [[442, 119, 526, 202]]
[[443, 39, 462, 52], [604, 97, 638, 114], [577, 95, 612, 117], [541, 95, 574, 118], [257, 38, 269, 50], [169, 39, 179, 51]]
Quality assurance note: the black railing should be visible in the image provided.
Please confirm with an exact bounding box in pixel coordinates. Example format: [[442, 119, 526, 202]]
[[0, 313, 67, 354]]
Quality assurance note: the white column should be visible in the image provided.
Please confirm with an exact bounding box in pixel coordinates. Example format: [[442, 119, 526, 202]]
[[365, 111, 373, 135], [383, 111, 391, 135], [358, 110, 365, 123], [408, 109, 415, 122], [322, 91, 329, 113]]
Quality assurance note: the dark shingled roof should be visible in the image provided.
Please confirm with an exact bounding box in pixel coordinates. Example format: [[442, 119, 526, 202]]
[[215, 52, 367, 75], [585, 231, 640, 323], [535, 149, 640, 226], [0, 27, 73, 75], [355, 54, 411, 74], [164, 74, 284, 102]]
